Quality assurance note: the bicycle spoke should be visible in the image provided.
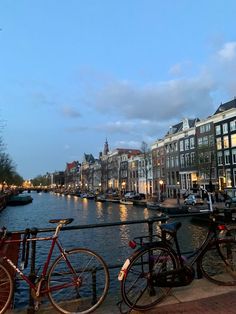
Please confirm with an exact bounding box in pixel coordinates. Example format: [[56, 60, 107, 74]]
[[48, 248, 109, 313]]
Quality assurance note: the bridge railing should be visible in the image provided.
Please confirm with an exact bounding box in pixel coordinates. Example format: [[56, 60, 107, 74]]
[[8, 212, 215, 313]]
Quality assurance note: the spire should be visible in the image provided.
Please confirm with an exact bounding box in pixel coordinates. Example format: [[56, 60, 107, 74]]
[[103, 138, 109, 155]]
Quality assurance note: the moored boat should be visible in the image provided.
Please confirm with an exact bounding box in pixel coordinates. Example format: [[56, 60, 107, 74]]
[[120, 198, 133, 205], [7, 194, 33, 206], [146, 201, 160, 210], [95, 195, 106, 202]]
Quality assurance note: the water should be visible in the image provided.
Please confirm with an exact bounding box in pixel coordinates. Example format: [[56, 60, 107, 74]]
[[0, 191, 207, 309]]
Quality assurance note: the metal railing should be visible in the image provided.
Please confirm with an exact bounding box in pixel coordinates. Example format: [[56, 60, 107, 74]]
[[8, 211, 223, 313]]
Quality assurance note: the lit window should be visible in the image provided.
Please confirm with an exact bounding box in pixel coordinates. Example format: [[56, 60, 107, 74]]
[[223, 136, 229, 148], [216, 138, 222, 150], [231, 134, 236, 147]]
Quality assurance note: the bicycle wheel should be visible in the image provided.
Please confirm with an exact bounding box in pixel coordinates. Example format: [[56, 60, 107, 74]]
[[0, 264, 13, 314], [47, 248, 109, 314], [200, 238, 236, 285], [120, 243, 179, 311]]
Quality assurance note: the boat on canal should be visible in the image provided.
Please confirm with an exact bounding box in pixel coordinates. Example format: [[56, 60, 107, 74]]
[[7, 194, 33, 206], [120, 198, 133, 205], [146, 201, 161, 210]]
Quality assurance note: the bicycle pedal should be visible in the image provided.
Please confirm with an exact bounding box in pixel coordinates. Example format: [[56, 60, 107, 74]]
[[34, 301, 40, 311]]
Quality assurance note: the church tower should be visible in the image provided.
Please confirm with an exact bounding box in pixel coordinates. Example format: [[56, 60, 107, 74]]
[[103, 138, 109, 155]]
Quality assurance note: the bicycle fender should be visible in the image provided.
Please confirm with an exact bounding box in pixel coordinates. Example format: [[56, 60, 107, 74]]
[[118, 259, 130, 281]]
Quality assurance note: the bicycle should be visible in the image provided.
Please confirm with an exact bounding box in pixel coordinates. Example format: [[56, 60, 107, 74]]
[[0, 218, 109, 314], [118, 208, 236, 312]]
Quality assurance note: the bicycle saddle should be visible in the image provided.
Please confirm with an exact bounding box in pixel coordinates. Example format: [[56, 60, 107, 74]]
[[160, 221, 182, 236], [49, 218, 74, 225]]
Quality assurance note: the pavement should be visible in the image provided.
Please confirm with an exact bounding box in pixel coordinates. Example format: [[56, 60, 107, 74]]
[[11, 278, 236, 313]]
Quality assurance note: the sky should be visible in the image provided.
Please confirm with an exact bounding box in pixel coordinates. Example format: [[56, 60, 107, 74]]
[[1, 0, 236, 180]]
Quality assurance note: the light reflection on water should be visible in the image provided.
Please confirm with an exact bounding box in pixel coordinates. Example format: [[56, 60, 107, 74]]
[[0, 191, 207, 308]]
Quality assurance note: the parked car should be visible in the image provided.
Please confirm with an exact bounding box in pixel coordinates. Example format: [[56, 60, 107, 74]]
[[184, 194, 204, 206], [225, 196, 236, 208], [131, 193, 146, 200], [124, 191, 136, 199]]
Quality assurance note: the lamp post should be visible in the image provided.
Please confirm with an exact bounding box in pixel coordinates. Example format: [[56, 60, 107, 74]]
[[159, 180, 164, 203], [176, 181, 180, 207]]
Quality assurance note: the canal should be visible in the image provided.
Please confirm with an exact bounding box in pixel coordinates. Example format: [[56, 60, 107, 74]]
[[0, 191, 207, 309]]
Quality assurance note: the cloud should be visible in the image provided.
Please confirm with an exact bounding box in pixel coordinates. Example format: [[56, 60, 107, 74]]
[[82, 41, 236, 131], [90, 76, 214, 121], [217, 42, 236, 61], [61, 105, 81, 118]]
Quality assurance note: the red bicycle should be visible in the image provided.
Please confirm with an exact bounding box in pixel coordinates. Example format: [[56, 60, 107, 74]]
[[0, 218, 109, 314]]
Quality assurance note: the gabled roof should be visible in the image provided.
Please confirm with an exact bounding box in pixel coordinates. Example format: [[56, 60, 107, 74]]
[[83, 153, 95, 163], [214, 98, 236, 115], [166, 118, 200, 136], [66, 161, 80, 172]]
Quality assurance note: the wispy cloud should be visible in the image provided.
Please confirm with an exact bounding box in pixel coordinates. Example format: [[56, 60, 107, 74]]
[[61, 105, 81, 118]]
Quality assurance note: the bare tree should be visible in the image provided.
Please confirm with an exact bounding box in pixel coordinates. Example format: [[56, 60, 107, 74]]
[[140, 141, 150, 198]]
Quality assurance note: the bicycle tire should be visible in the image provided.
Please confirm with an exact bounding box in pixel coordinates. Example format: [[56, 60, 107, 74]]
[[120, 242, 179, 311], [0, 264, 13, 314], [200, 238, 236, 285], [47, 248, 109, 314]]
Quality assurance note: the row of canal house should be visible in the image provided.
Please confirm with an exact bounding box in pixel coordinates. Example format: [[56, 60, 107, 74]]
[[52, 98, 236, 198]]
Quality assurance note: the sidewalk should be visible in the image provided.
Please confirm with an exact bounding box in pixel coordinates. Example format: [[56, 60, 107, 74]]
[[12, 278, 236, 313]]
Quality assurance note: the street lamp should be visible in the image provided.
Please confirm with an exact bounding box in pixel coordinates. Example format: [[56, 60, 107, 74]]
[[159, 180, 164, 202], [176, 181, 180, 207]]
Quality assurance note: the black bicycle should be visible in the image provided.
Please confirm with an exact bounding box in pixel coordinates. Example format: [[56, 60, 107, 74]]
[[118, 209, 236, 312]]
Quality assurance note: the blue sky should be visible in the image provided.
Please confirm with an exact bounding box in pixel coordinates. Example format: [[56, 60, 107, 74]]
[[1, 0, 236, 179]]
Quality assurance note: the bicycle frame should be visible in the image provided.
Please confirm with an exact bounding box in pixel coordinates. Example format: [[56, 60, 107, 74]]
[[0, 223, 77, 296], [174, 215, 222, 268]]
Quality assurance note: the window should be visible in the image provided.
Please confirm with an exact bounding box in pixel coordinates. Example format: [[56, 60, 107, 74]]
[[223, 136, 229, 148], [175, 156, 179, 167], [174, 142, 178, 151], [179, 140, 184, 151], [198, 137, 203, 146], [200, 123, 210, 133], [190, 152, 195, 164], [185, 153, 190, 166], [226, 169, 232, 187], [217, 152, 223, 165], [209, 135, 214, 146], [231, 134, 236, 147], [200, 125, 205, 133], [233, 169, 236, 187], [223, 123, 228, 134], [205, 123, 211, 132], [232, 149, 236, 164], [224, 150, 230, 165], [171, 156, 174, 167], [190, 137, 195, 149], [230, 120, 236, 132], [216, 137, 222, 150], [185, 139, 189, 150], [215, 125, 221, 135], [180, 154, 185, 167], [166, 157, 170, 168], [203, 136, 208, 146]]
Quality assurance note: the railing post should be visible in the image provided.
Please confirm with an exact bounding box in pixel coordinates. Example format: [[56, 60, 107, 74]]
[[92, 268, 97, 305], [27, 228, 38, 314], [147, 219, 154, 242]]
